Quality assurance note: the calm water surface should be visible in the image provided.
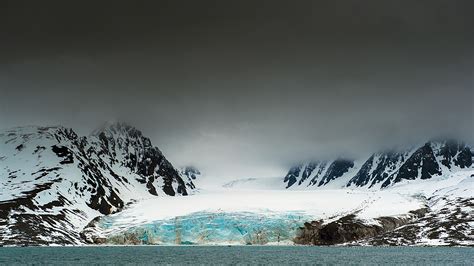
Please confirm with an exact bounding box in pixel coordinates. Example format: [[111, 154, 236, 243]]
[[0, 246, 473, 265]]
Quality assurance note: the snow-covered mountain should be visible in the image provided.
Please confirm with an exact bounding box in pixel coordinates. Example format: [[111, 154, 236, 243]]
[[284, 159, 358, 189], [180, 166, 201, 181], [0, 123, 193, 245], [1, 126, 472, 246], [179, 166, 201, 190], [278, 140, 473, 245], [284, 140, 473, 190], [360, 170, 474, 246]]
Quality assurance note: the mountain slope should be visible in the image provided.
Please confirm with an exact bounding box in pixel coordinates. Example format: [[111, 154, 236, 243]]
[[179, 166, 201, 190], [285, 140, 473, 190], [0, 123, 191, 245], [284, 159, 358, 189], [360, 170, 474, 246]]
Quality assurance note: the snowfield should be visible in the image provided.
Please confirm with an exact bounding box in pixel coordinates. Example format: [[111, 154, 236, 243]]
[[99, 188, 424, 230], [94, 181, 425, 245], [95, 169, 473, 245]]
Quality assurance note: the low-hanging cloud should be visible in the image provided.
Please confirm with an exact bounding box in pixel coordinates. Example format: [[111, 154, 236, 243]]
[[1, 0, 473, 179]]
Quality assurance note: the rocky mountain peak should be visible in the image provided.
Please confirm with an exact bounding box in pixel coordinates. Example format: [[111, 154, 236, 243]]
[[182, 166, 201, 180], [284, 158, 355, 189], [287, 138, 473, 190], [429, 139, 473, 169], [0, 124, 193, 245]]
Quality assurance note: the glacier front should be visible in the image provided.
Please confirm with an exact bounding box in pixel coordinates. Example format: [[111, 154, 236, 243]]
[[85, 187, 425, 245], [100, 211, 311, 245]]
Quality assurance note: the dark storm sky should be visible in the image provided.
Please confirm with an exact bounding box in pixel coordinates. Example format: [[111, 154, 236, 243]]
[[1, 1, 473, 178]]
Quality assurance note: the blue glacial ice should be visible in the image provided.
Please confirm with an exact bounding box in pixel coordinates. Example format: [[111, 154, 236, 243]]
[[99, 211, 313, 245]]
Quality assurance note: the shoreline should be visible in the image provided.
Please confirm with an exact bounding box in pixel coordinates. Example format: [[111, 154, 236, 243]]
[[1, 244, 472, 248]]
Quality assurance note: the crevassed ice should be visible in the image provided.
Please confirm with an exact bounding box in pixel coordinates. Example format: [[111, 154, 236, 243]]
[[100, 211, 312, 245]]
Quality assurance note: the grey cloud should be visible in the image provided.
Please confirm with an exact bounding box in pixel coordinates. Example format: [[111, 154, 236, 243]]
[[0, 0, 473, 179]]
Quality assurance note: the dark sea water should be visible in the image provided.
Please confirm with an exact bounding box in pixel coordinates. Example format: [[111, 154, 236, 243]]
[[0, 246, 473, 265]]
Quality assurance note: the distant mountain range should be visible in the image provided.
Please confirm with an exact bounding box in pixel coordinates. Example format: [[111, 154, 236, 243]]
[[1, 123, 472, 246], [281, 140, 473, 246], [284, 140, 473, 189]]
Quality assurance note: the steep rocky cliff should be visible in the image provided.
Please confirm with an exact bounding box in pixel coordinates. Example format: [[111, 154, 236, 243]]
[[0, 123, 192, 245]]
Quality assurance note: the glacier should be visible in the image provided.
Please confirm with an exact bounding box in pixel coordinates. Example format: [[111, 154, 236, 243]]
[[86, 168, 473, 246], [100, 211, 312, 245], [88, 186, 426, 245]]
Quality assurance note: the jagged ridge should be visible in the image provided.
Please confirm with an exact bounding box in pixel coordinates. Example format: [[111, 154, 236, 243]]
[[0, 123, 193, 245], [285, 140, 473, 189]]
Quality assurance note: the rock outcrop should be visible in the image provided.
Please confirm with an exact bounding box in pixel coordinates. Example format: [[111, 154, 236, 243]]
[[294, 209, 428, 245]]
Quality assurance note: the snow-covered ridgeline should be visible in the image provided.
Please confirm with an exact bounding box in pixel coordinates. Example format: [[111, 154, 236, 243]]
[[284, 140, 473, 190], [0, 124, 193, 245]]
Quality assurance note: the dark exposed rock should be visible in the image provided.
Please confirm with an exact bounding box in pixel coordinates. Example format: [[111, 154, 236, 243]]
[[284, 160, 353, 188], [347, 152, 406, 188], [179, 166, 199, 189], [295, 196, 472, 247], [439, 140, 460, 168], [347, 155, 375, 187], [87, 185, 124, 215], [318, 159, 354, 187], [294, 209, 427, 245], [454, 147, 473, 168], [307, 162, 329, 186], [382, 143, 441, 187], [294, 221, 323, 245], [51, 145, 74, 164], [438, 140, 473, 169], [0, 179, 76, 245], [80, 216, 105, 244], [283, 165, 301, 188], [33, 146, 46, 154], [298, 162, 317, 185], [182, 166, 201, 180]]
